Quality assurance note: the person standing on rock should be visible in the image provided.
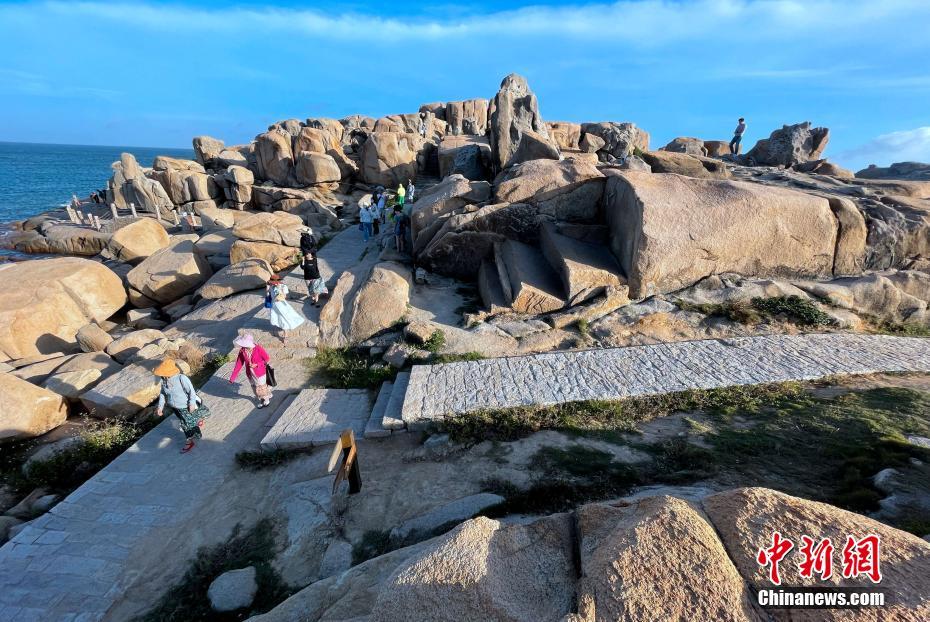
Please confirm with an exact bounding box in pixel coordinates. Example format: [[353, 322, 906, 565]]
[[730, 118, 746, 154], [407, 179, 416, 204], [393, 205, 409, 253], [396, 182, 406, 208], [154, 358, 211, 453], [359, 203, 375, 242], [229, 334, 273, 409], [376, 190, 387, 223], [302, 246, 327, 307], [267, 275, 305, 345]]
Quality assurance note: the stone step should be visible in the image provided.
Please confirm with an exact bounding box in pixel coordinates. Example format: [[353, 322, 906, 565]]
[[477, 259, 508, 314], [363, 381, 394, 439], [539, 222, 627, 306], [262, 391, 299, 434], [383, 371, 410, 431], [260, 388, 372, 450], [494, 239, 565, 314]]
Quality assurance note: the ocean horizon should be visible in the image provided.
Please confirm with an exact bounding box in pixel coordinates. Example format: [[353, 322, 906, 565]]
[[0, 141, 194, 226]]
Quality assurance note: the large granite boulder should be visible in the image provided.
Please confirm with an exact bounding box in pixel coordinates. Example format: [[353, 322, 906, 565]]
[[232, 211, 304, 247], [575, 497, 759, 621], [410, 175, 491, 251], [230, 240, 298, 273], [306, 118, 346, 144], [319, 262, 411, 348], [704, 487, 930, 619], [704, 140, 732, 157], [746, 121, 830, 167], [794, 271, 930, 326], [294, 152, 342, 185], [641, 150, 731, 179], [80, 360, 161, 418], [546, 121, 582, 151], [255, 130, 295, 185], [106, 217, 170, 263], [604, 171, 837, 298], [662, 136, 708, 156], [126, 240, 213, 305], [105, 328, 168, 364], [193, 136, 225, 167], [294, 126, 340, 155], [107, 153, 174, 214], [360, 132, 418, 187], [445, 98, 489, 135], [151, 156, 219, 208], [0, 258, 126, 361], [0, 372, 68, 441], [10, 224, 111, 256], [488, 74, 560, 172], [580, 122, 650, 161], [222, 165, 254, 209], [437, 136, 491, 179], [196, 259, 273, 300], [493, 158, 606, 222], [372, 515, 574, 622], [856, 161, 930, 182]]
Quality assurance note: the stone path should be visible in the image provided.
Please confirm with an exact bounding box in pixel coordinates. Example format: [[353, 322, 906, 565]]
[[0, 225, 376, 621], [401, 333, 930, 426], [260, 389, 372, 450]]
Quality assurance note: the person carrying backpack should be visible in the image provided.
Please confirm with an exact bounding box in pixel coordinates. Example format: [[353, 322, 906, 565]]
[[154, 358, 211, 453]]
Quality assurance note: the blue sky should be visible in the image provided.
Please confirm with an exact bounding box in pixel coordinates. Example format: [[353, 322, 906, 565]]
[[0, 0, 928, 171]]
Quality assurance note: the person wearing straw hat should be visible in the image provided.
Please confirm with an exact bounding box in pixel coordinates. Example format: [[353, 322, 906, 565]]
[[154, 358, 211, 453], [229, 333, 273, 408], [267, 274, 305, 346]]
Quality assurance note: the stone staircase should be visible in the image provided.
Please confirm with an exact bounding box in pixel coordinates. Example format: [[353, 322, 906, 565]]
[[364, 372, 409, 438], [480, 223, 625, 314]]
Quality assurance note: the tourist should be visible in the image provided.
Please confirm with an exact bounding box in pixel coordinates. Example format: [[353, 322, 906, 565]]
[[229, 334, 273, 409], [396, 182, 406, 207], [730, 117, 746, 155], [376, 190, 387, 223], [393, 205, 409, 253], [299, 226, 317, 254], [407, 179, 416, 204], [154, 358, 211, 453], [359, 203, 375, 242], [267, 275, 305, 345], [302, 245, 327, 306]]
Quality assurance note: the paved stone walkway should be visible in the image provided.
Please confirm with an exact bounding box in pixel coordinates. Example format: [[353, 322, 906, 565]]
[[401, 333, 930, 426], [0, 225, 376, 621], [260, 389, 372, 450]]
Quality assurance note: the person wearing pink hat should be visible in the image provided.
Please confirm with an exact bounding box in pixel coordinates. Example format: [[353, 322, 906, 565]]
[[229, 333, 273, 408]]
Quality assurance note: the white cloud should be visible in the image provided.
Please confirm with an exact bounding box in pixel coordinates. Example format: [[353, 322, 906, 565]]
[[835, 127, 930, 170], [15, 0, 928, 46]]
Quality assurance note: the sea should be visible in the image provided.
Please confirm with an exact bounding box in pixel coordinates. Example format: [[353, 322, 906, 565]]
[[0, 141, 194, 226]]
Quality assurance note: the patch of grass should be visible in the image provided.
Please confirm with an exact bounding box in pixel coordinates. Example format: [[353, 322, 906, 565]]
[[432, 351, 486, 364], [189, 353, 231, 388], [351, 519, 468, 566], [440, 383, 804, 445], [751, 295, 832, 326], [575, 318, 590, 337], [235, 448, 311, 471], [676, 299, 761, 324], [138, 519, 294, 622], [423, 330, 446, 353], [645, 437, 719, 483], [869, 320, 930, 337], [14, 417, 160, 496], [306, 347, 397, 389]]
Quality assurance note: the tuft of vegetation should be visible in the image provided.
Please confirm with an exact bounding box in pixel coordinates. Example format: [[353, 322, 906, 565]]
[[432, 351, 486, 364], [869, 319, 930, 338], [676, 295, 832, 327], [440, 383, 804, 445], [575, 318, 590, 337], [190, 353, 232, 388], [306, 347, 397, 389], [351, 518, 469, 566], [11, 417, 159, 496], [138, 519, 294, 622], [422, 330, 446, 353], [235, 448, 311, 471]]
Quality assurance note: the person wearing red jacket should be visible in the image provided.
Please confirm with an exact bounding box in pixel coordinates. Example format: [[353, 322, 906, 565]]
[[229, 333, 272, 408]]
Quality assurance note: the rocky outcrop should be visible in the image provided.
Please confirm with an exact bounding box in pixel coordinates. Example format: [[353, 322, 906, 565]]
[[444, 99, 489, 136], [0, 372, 68, 441], [641, 150, 730, 179], [795, 270, 930, 326], [0, 258, 126, 361], [229, 240, 298, 273], [437, 136, 491, 179], [662, 136, 708, 156], [126, 240, 213, 305], [319, 262, 411, 348], [792, 159, 854, 178], [580, 122, 650, 162], [255, 130, 295, 186], [80, 360, 161, 418], [76, 324, 114, 353], [193, 136, 226, 167], [221, 166, 254, 209], [704, 140, 731, 157], [410, 175, 491, 251], [856, 161, 930, 182], [604, 171, 838, 298], [150, 156, 220, 210], [496, 158, 605, 219], [360, 132, 418, 187], [232, 211, 304, 247], [547, 121, 582, 151], [8, 224, 110, 256], [488, 74, 560, 172], [105, 217, 170, 264], [294, 152, 341, 185], [746, 121, 830, 167], [196, 259, 272, 300], [107, 153, 174, 214]]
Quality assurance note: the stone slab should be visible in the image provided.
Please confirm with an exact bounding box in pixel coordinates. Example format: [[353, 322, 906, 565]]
[[364, 381, 394, 439], [383, 372, 409, 431], [260, 389, 372, 450]]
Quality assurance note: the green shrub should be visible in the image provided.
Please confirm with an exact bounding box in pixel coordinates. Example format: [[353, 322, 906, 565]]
[[307, 348, 397, 389], [235, 448, 310, 471], [751, 295, 832, 326], [423, 330, 446, 353]]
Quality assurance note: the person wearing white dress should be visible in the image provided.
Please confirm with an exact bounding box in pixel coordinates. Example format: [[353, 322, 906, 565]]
[[266, 275, 305, 345]]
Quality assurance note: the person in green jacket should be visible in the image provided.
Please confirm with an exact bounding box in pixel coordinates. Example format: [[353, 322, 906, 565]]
[[396, 182, 406, 207]]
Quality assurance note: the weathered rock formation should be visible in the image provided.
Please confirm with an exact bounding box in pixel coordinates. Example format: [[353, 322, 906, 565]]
[[662, 136, 708, 156], [488, 74, 560, 172], [0, 372, 68, 440], [107, 153, 174, 214], [0, 258, 126, 361], [746, 121, 830, 167], [105, 217, 170, 264], [856, 161, 930, 181], [319, 262, 411, 347], [126, 240, 213, 305], [580, 122, 650, 162], [360, 132, 418, 187]]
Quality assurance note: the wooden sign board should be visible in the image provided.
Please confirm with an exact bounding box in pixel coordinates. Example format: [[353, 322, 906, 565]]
[[329, 429, 361, 495]]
